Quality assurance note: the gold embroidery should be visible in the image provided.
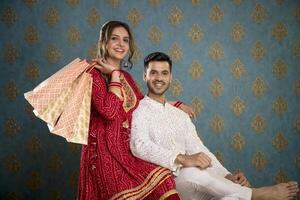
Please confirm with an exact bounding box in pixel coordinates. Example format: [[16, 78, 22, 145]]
[[120, 75, 137, 113], [110, 167, 171, 200], [159, 189, 178, 200], [122, 120, 129, 129]]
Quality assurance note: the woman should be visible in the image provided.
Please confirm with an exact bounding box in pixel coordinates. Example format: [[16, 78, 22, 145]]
[[77, 21, 193, 200]]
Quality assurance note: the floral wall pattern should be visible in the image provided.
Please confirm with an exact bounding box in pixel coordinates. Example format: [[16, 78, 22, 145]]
[[0, 0, 299, 199]]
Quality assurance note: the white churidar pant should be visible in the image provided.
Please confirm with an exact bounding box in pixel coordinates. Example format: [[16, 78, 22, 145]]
[[175, 167, 252, 200]]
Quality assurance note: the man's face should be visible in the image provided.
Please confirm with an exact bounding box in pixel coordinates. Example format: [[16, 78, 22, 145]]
[[144, 61, 172, 97]]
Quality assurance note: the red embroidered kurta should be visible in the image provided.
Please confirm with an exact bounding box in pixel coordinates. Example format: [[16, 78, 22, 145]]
[[77, 68, 178, 200]]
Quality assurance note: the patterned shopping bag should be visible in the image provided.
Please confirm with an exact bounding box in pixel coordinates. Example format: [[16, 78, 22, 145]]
[[24, 58, 95, 144]]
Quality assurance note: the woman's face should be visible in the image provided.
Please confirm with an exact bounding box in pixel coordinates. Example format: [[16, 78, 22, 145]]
[[106, 26, 130, 61]]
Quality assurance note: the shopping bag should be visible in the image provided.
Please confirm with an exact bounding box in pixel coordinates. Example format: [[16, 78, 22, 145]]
[[24, 58, 96, 144]]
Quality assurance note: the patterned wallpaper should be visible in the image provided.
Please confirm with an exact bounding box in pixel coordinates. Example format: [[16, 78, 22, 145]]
[[1, 0, 300, 199]]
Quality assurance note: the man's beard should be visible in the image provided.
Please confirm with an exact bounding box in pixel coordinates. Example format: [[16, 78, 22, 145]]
[[147, 81, 170, 96]]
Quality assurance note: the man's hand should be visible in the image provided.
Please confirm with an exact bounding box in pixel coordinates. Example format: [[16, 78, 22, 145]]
[[225, 172, 251, 187], [175, 152, 212, 170]]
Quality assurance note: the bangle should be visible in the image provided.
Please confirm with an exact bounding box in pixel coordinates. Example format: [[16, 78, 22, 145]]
[[108, 82, 122, 88], [174, 101, 183, 108], [109, 69, 122, 77]]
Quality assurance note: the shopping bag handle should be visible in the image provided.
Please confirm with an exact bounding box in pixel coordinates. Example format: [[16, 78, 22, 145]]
[[85, 60, 98, 73]]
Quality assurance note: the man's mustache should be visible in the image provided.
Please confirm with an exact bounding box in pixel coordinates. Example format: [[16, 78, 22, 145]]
[[153, 81, 166, 84]]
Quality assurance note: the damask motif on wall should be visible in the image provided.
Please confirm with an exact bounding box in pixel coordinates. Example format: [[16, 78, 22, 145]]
[[0, 0, 299, 199]]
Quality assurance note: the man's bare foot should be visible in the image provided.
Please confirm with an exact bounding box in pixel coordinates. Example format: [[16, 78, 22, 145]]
[[252, 181, 298, 200]]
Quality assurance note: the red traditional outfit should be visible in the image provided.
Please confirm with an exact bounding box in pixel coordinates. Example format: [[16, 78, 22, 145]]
[[77, 68, 179, 200]]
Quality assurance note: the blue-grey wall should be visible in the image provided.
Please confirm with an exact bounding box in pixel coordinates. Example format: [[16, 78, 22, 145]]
[[1, 0, 299, 199]]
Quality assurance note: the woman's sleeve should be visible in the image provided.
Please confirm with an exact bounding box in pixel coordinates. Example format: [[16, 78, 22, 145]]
[[91, 69, 123, 120]]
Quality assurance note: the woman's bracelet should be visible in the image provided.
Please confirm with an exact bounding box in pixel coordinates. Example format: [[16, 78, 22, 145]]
[[108, 81, 122, 88], [174, 101, 183, 108]]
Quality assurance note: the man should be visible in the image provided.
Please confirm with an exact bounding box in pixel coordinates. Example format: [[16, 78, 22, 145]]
[[130, 52, 299, 200]]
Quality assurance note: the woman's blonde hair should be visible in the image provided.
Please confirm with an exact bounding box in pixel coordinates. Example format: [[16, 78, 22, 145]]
[[97, 21, 135, 68]]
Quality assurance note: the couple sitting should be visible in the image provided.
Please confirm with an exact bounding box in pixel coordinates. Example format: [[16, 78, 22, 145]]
[[130, 51, 298, 200]]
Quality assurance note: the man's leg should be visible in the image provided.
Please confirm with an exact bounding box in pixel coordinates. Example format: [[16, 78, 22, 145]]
[[175, 167, 251, 200]]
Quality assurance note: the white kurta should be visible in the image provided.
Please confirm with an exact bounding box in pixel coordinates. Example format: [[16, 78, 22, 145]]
[[130, 96, 252, 200]]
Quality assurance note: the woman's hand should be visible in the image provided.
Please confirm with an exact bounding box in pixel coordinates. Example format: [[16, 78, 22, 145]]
[[178, 103, 196, 119], [93, 59, 118, 75]]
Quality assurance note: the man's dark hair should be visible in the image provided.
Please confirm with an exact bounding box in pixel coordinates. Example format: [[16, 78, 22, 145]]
[[144, 52, 172, 72]]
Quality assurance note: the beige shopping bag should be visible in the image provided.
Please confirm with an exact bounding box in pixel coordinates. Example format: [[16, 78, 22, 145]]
[[24, 58, 96, 144]]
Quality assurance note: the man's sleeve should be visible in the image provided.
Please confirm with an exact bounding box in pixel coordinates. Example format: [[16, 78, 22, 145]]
[[184, 117, 230, 177], [130, 109, 182, 173]]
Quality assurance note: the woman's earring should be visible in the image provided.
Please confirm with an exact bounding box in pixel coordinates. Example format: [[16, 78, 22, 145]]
[[121, 55, 130, 68]]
